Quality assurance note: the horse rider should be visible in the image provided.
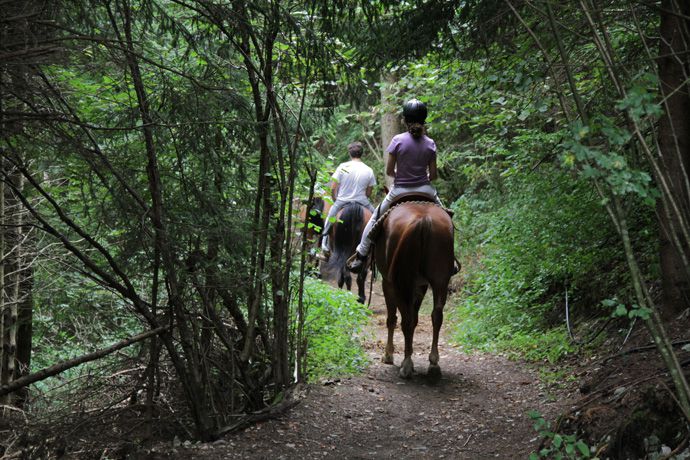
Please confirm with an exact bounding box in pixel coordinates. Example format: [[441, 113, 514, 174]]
[[320, 141, 377, 259], [348, 98, 444, 273]]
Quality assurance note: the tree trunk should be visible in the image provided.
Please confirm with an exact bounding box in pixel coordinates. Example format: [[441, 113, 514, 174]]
[[657, 0, 690, 319], [0, 165, 6, 405], [2, 169, 25, 406], [14, 260, 32, 407], [381, 72, 401, 191], [116, 0, 214, 439]]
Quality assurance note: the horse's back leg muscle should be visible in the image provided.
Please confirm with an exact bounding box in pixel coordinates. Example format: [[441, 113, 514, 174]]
[[428, 281, 449, 378], [414, 285, 428, 312], [399, 307, 416, 378], [356, 270, 367, 304], [381, 279, 397, 365]]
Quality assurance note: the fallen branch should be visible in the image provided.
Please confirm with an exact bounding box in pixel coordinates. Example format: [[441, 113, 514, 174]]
[[0, 326, 169, 396], [604, 339, 690, 363], [214, 384, 305, 438]]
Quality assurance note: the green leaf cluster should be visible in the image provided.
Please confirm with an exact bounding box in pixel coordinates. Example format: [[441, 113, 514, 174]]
[[300, 278, 372, 380], [528, 411, 597, 460], [450, 169, 627, 362]]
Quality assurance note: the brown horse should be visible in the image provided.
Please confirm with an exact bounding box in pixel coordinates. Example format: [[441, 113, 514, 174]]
[[375, 201, 455, 379], [322, 202, 372, 303]]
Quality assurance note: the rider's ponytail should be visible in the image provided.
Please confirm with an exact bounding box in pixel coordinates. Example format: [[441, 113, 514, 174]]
[[407, 122, 425, 139]]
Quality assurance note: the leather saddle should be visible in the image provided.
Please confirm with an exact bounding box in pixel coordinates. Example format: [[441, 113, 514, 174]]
[[369, 193, 447, 242]]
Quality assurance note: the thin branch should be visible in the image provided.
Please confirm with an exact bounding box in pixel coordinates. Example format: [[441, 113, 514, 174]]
[[0, 326, 169, 396]]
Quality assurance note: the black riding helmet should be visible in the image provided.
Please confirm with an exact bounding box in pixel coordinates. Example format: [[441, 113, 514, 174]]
[[402, 98, 427, 124]]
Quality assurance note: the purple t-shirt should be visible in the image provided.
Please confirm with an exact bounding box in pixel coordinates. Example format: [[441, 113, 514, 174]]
[[387, 132, 437, 187]]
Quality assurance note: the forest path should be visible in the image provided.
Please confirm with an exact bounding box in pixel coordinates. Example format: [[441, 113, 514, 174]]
[[169, 281, 569, 459]]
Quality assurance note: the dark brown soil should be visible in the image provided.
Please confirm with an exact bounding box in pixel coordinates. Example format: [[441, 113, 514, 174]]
[[153, 282, 571, 460], [558, 318, 690, 459], [10, 281, 687, 459]]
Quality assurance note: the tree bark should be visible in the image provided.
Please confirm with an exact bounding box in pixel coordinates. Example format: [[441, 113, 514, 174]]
[[381, 72, 401, 191], [14, 260, 32, 407], [0, 162, 6, 405], [657, 0, 690, 318]]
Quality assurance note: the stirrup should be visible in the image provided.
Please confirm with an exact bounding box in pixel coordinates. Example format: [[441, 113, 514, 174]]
[[347, 252, 367, 273], [451, 258, 460, 276]]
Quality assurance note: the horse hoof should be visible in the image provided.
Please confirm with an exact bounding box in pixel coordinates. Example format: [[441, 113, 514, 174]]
[[358, 297, 365, 304], [427, 364, 442, 380], [382, 355, 394, 365], [399, 360, 414, 379]]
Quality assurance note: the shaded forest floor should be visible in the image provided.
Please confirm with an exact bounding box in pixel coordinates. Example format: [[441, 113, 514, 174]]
[[5, 280, 689, 458], [156, 281, 572, 459]]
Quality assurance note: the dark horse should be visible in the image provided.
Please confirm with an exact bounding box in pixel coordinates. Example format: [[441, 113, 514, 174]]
[[322, 202, 372, 303], [375, 201, 455, 379]]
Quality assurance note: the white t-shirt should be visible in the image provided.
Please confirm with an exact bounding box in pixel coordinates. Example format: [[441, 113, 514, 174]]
[[332, 160, 376, 202]]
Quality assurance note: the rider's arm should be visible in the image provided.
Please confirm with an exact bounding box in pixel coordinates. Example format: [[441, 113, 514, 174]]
[[429, 158, 438, 181], [366, 185, 373, 198], [331, 180, 339, 201], [386, 154, 396, 178]]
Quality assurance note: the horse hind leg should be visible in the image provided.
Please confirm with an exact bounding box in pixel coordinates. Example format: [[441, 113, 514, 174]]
[[399, 310, 417, 379], [344, 268, 352, 292], [356, 269, 367, 304], [335, 259, 350, 290], [381, 279, 396, 365], [428, 283, 449, 379]]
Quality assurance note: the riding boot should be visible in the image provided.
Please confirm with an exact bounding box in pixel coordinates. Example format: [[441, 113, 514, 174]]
[[435, 194, 454, 218], [319, 234, 330, 260], [347, 251, 367, 273]]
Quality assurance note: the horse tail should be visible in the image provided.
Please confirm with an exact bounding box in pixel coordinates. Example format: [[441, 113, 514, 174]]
[[325, 203, 364, 277], [390, 215, 432, 302]]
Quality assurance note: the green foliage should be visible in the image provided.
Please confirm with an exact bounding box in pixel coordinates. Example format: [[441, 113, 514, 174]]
[[560, 116, 655, 202], [538, 367, 577, 388], [606, 298, 652, 320], [31, 268, 144, 392], [301, 278, 371, 380], [450, 169, 622, 362], [528, 411, 597, 460]]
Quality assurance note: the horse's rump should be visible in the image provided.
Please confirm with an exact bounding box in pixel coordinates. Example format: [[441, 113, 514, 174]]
[[324, 202, 365, 277], [381, 204, 454, 299], [376, 202, 455, 378]]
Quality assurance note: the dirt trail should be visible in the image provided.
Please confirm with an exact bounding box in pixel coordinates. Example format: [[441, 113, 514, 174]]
[[164, 282, 570, 459]]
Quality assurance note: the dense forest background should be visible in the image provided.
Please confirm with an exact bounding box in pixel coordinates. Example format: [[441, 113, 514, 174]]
[[2, 0, 690, 458]]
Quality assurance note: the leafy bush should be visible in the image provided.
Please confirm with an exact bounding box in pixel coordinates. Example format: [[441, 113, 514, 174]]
[[450, 169, 631, 362], [302, 278, 371, 380], [31, 269, 144, 392], [528, 411, 596, 459]]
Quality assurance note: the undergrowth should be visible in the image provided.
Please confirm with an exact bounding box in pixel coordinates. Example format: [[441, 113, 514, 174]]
[[449, 169, 646, 363], [302, 278, 371, 380]]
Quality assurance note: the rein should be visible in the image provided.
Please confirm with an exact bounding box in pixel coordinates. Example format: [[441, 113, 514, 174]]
[[366, 244, 376, 307]]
